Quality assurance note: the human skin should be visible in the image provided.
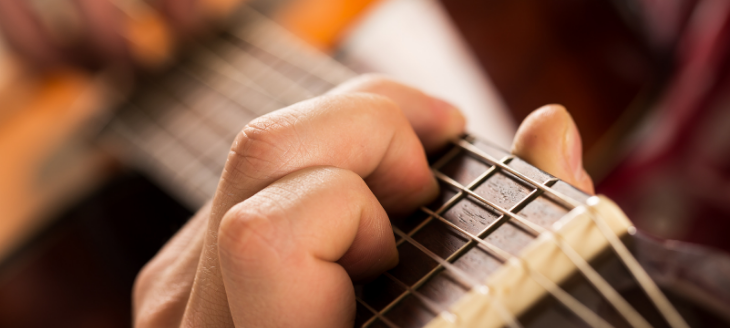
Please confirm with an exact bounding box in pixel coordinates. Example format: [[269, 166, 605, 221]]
[[132, 74, 594, 328]]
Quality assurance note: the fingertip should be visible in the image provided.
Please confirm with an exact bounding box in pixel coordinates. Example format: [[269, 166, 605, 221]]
[[577, 168, 595, 195], [426, 96, 466, 152], [512, 104, 594, 193]]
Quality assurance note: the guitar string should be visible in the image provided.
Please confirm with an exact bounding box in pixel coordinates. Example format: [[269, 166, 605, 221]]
[[419, 207, 614, 328], [364, 156, 511, 327], [367, 155, 608, 328], [453, 139, 689, 328], [382, 271, 455, 320], [357, 297, 401, 328], [109, 6, 685, 328], [395, 153, 503, 248], [433, 171, 651, 328], [393, 227, 523, 328], [381, 158, 612, 328]]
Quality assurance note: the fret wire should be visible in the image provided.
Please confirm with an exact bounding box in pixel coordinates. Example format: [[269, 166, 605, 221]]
[[585, 202, 689, 328], [357, 297, 401, 328], [382, 272, 454, 318], [391, 227, 522, 328], [420, 207, 614, 328], [434, 171, 544, 236], [454, 138, 689, 327], [453, 138, 582, 209], [421, 207, 510, 262], [395, 156, 508, 247], [405, 170, 542, 292], [434, 171, 657, 328], [374, 155, 514, 327]]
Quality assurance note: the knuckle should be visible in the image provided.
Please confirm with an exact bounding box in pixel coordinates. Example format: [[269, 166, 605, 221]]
[[218, 202, 274, 261], [226, 114, 297, 179]]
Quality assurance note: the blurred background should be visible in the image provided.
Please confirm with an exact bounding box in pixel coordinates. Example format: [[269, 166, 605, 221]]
[[0, 0, 729, 326]]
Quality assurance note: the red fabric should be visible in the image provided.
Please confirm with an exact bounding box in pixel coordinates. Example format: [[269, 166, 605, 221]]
[[598, 0, 730, 253]]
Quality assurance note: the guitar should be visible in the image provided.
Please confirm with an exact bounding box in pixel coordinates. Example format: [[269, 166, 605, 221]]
[[99, 6, 730, 328]]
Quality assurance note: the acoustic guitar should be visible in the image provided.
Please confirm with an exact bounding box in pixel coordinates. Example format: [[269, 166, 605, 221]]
[[98, 6, 730, 328]]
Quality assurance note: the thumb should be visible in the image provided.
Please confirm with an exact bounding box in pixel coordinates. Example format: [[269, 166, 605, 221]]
[[511, 104, 594, 194]]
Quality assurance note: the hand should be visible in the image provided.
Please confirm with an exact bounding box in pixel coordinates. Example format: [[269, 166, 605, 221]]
[[132, 75, 594, 328], [0, 0, 242, 69]]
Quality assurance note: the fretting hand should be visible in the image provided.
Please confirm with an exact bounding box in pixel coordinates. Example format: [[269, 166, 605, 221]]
[[132, 75, 594, 328]]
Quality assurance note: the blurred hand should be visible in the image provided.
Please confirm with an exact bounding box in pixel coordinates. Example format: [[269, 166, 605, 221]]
[[0, 0, 242, 69], [132, 75, 593, 328]]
